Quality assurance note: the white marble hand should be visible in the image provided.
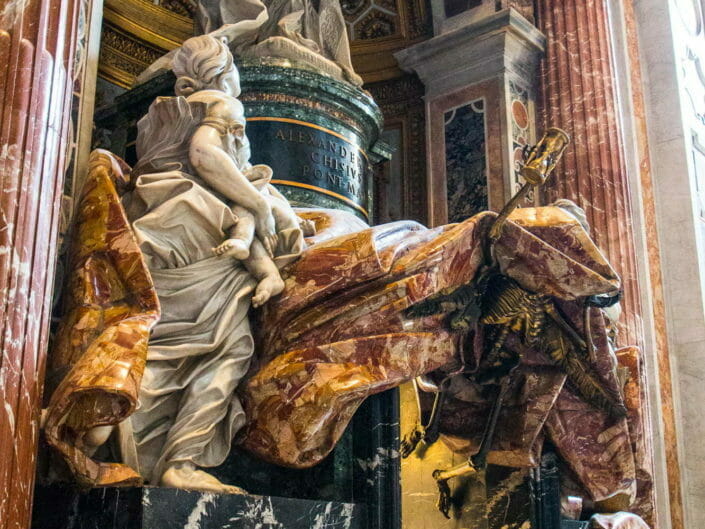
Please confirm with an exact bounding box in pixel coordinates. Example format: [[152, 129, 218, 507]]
[[255, 208, 278, 257]]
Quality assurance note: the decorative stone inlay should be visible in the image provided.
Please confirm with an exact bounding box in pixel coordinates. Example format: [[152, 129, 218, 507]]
[[444, 99, 488, 222]]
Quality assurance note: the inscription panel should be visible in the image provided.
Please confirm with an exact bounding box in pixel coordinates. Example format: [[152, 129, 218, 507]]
[[246, 118, 370, 217]]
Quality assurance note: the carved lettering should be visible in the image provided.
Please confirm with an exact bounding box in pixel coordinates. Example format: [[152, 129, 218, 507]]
[[248, 121, 368, 206]]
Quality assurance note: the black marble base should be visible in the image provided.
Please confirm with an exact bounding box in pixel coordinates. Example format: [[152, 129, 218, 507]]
[[32, 485, 367, 529]]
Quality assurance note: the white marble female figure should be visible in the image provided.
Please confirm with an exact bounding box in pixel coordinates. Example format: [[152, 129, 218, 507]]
[[137, 0, 362, 86], [121, 35, 304, 493], [196, 0, 361, 85]]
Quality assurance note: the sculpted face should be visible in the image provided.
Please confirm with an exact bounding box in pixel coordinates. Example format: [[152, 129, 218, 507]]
[[220, 64, 241, 98]]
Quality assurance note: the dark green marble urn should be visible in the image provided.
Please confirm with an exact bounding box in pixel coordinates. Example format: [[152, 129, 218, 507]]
[[239, 59, 387, 221]]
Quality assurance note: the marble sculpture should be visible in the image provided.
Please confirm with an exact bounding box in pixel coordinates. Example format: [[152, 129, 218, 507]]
[[137, 0, 362, 86], [45, 31, 650, 522]]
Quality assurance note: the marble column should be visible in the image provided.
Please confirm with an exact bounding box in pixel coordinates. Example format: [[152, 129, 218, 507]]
[[0, 1, 84, 528], [536, 0, 643, 347]]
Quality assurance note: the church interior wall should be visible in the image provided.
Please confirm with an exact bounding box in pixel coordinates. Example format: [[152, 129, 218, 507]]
[[603, 2, 676, 528]]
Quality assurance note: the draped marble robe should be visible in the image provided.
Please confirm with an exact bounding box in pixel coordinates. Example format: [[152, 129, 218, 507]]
[[45, 153, 645, 509], [120, 95, 303, 483], [137, 0, 362, 86]]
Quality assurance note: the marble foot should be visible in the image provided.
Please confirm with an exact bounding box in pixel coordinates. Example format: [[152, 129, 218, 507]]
[[160, 463, 247, 495]]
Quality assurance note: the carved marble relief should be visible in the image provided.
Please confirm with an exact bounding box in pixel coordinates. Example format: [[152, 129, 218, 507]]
[[43, 8, 656, 528], [96, 0, 430, 88]]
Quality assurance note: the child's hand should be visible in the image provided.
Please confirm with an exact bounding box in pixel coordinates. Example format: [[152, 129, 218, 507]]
[[255, 210, 278, 257], [299, 218, 316, 237]]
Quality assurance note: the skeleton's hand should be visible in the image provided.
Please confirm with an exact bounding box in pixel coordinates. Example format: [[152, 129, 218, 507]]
[[400, 425, 424, 458], [436, 477, 452, 519]]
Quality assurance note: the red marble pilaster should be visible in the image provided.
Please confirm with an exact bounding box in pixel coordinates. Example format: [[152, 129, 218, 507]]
[[0, 1, 82, 528], [536, 0, 670, 523], [537, 0, 642, 347]]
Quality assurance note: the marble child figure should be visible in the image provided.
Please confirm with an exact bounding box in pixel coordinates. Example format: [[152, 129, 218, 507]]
[[120, 35, 305, 493], [204, 124, 314, 306], [176, 36, 308, 307], [213, 163, 316, 306]]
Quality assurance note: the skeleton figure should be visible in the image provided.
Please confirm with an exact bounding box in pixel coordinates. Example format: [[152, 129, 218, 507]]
[[401, 130, 629, 517], [403, 258, 626, 518]]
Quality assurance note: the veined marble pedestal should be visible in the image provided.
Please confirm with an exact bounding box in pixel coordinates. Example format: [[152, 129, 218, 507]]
[[31, 485, 366, 529]]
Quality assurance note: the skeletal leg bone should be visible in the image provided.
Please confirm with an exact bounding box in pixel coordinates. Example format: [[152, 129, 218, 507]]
[[432, 463, 480, 519], [431, 372, 515, 517]]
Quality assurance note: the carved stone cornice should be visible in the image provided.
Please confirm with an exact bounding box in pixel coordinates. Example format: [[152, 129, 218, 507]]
[[395, 8, 545, 96]]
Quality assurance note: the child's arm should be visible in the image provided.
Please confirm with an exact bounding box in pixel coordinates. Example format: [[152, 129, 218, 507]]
[[189, 120, 277, 254]]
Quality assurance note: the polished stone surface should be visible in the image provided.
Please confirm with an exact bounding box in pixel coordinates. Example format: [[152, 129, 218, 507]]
[[240, 61, 384, 220], [0, 2, 85, 528], [444, 101, 487, 222], [43, 151, 159, 487], [31, 485, 366, 529], [536, 0, 656, 522], [536, 0, 642, 346]]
